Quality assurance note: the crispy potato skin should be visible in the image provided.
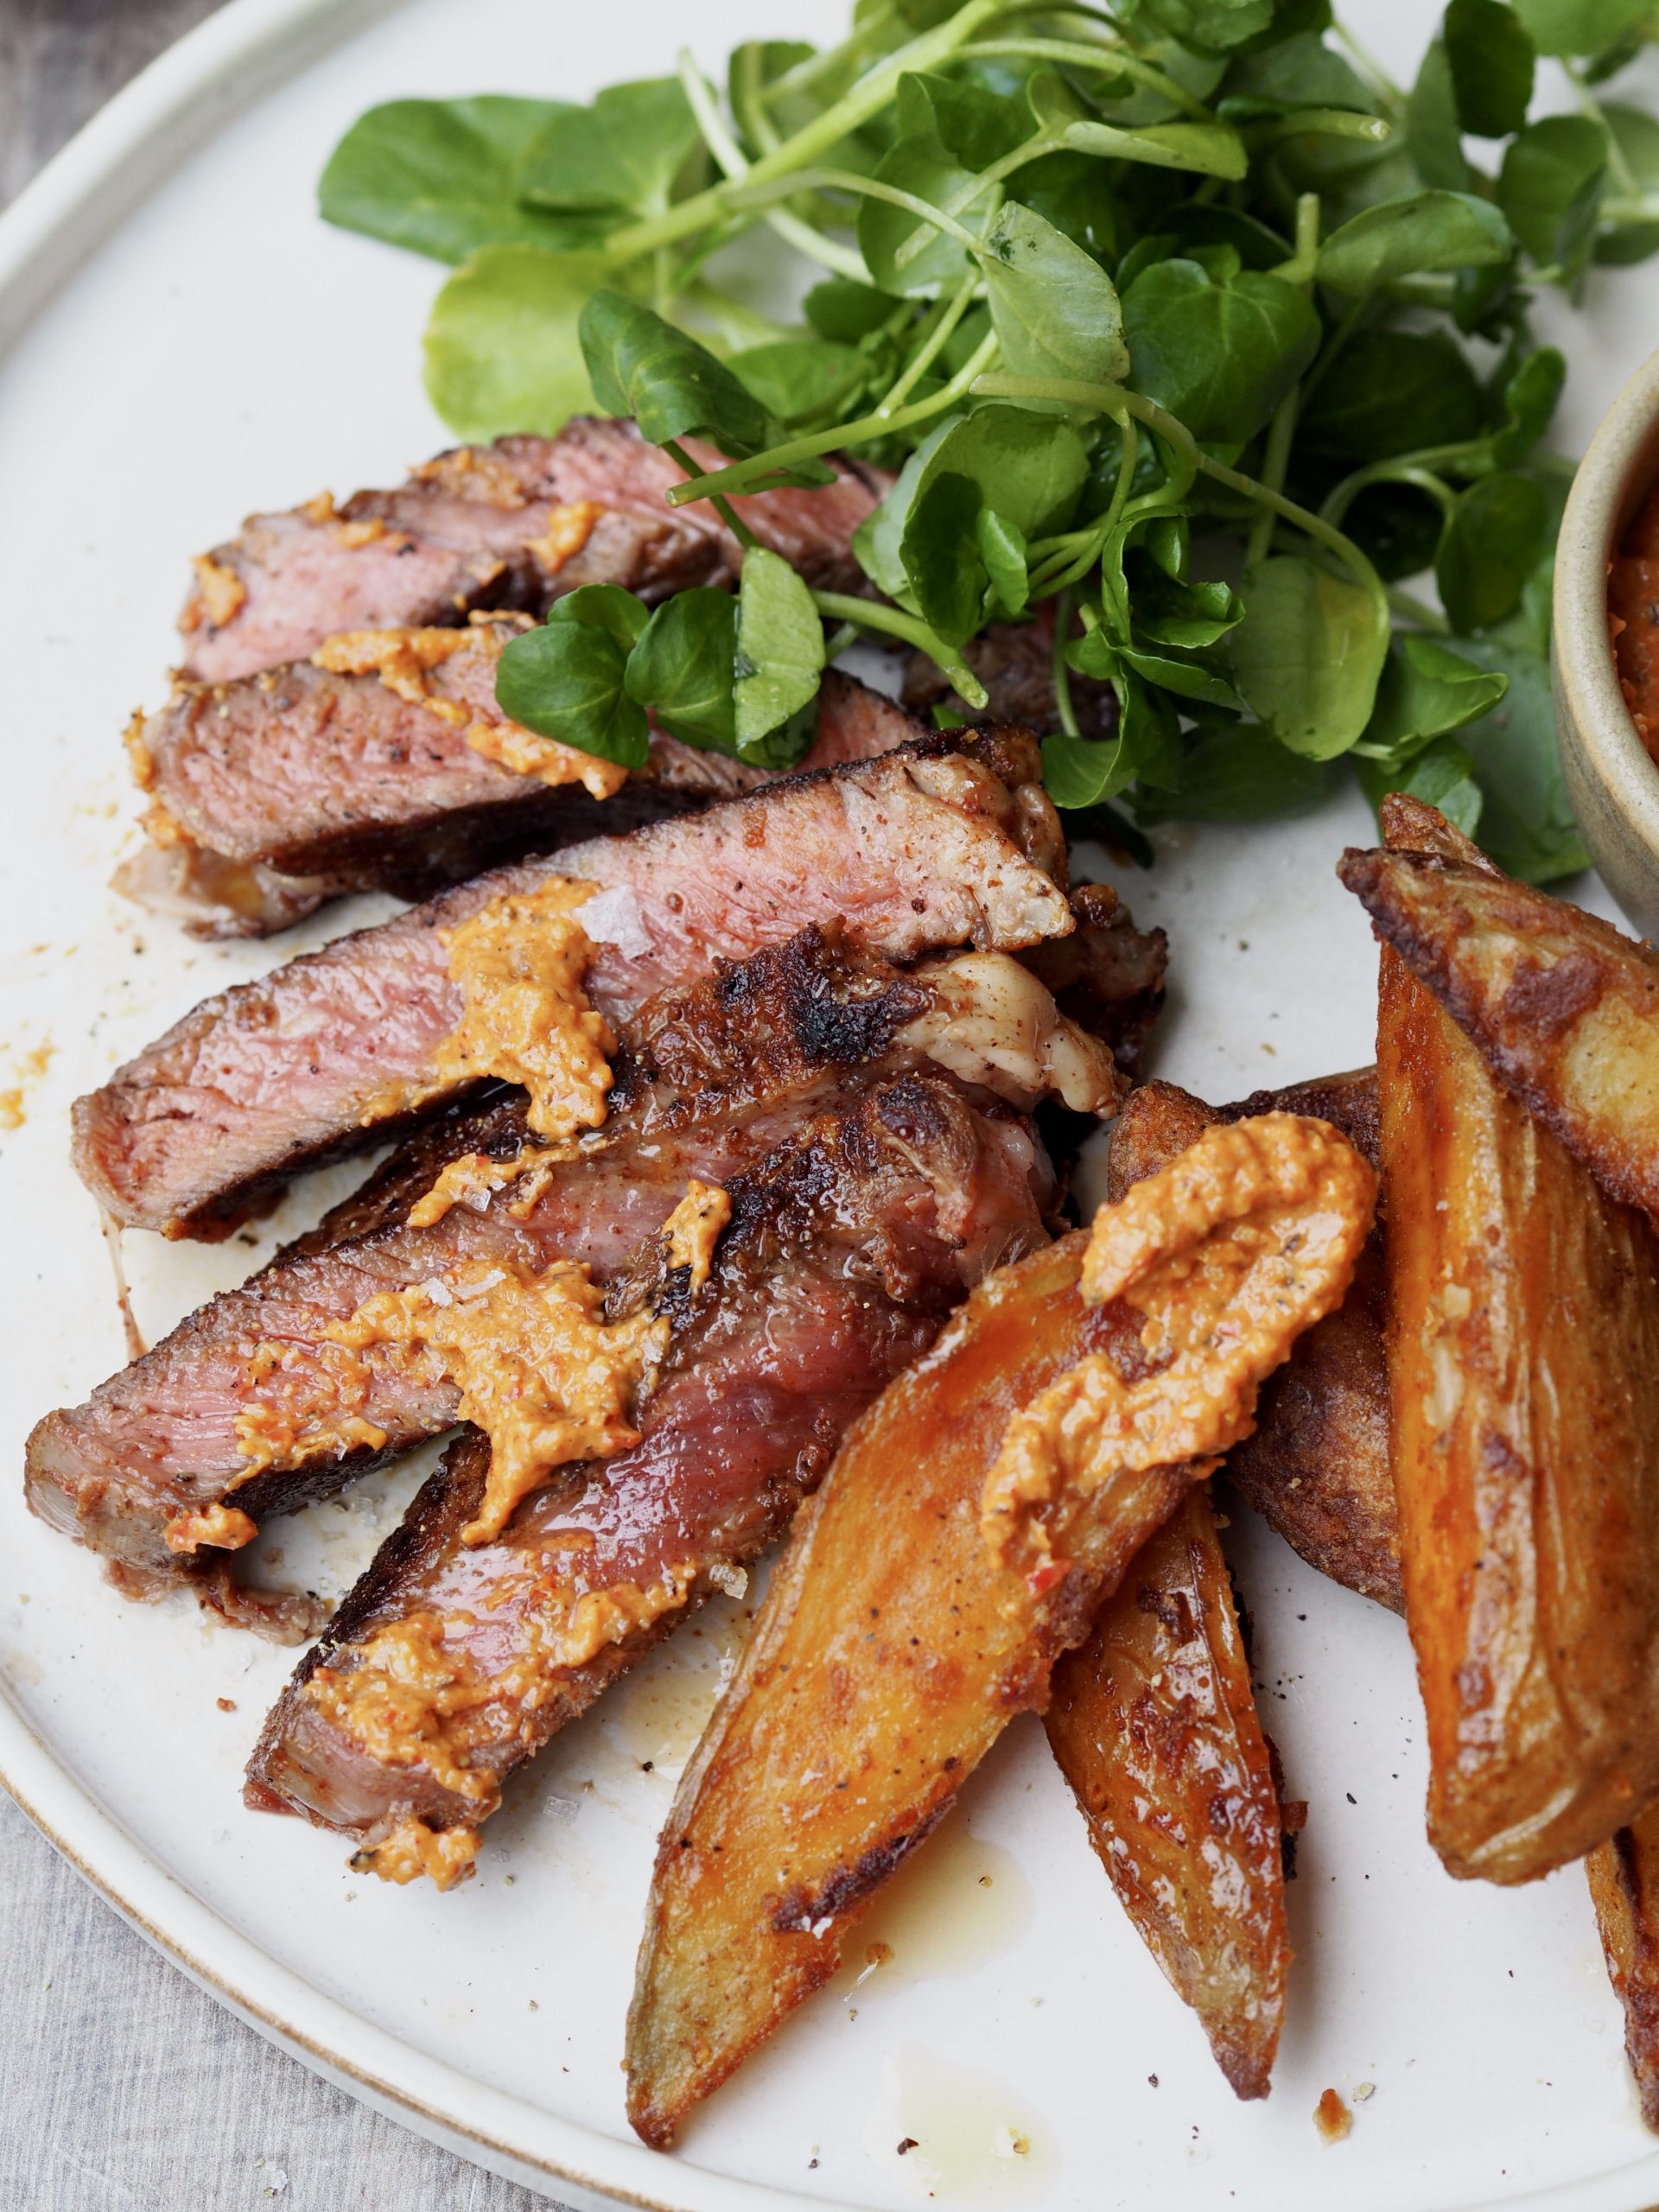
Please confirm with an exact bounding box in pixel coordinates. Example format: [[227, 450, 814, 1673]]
[[624, 1234, 1198, 2148], [1046, 1486, 1288, 2099], [1378, 923, 1659, 1881], [1588, 1809, 1659, 2131], [1340, 811, 1659, 1217], [1109, 1076, 1402, 1614]]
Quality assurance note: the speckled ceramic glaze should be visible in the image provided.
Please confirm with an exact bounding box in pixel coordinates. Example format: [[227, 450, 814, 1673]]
[[1555, 344, 1659, 943]]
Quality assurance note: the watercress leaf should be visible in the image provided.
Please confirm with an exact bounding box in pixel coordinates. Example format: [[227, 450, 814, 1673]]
[[1227, 554, 1389, 758], [546, 584, 651, 652], [1487, 345, 1566, 467], [1123, 259, 1319, 444], [1008, 151, 1121, 267], [1115, 668, 1185, 788], [804, 276, 904, 341], [855, 403, 1090, 594], [1406, 41, 1471, 193], [319, 98, 598, 264], [580, 292, 769, 457], [1163, 202, 1294, 268], [1224, 28, 1376, 111], [519, 79, 704, 217], [1315, 188, 1512, 292], [494, 615, 650, 768], [729, 340, 869, 428], [1498, 114, 1608, 282], [1297, 328, 1482, 461], [901, 473, 988, 647], [1510, 0, 1648, 54], [1058, 117, 1250, 180], [734, 547, 824, 762], [1138, 727, 1330, 819], [1595, 103, 1659, 263], [899, 70, 1030, 168], [1132, 571, 1246, 648], [423, 245, 605, 441], [626, 589, 737, 750], [858, 134, 992, 297], [976, 508, 1029, 618], [1043, 729, 1134, 809], [1355, 733, 1483, 833], [1131, 0, 1286, 57], [1449, 627, 1589, 878], [1118, 644, 1243, 708], [1435, 471, 1550, 632], [1444, 0, 1535, 139], [977, 200, 1131, 385], [1362, 632, 1509, 760]]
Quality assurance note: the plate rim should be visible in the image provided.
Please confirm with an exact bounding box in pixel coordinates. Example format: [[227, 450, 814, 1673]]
[[6, 3, 1659, 2208]]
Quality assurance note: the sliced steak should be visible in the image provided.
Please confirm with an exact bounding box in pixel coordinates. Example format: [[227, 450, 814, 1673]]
[[245, 1074, 1052, 1859], [119, 652, 924, 938], [33, 928, 1119, 1624], [75, 728, 1071, 1236], [1022, 882, 1167, 1077], [178, 421, 887, 685]]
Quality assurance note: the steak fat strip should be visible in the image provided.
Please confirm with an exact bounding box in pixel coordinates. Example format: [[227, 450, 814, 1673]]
[[244, 1073, 1052, 1873], [74, 728, 1072, 1237]]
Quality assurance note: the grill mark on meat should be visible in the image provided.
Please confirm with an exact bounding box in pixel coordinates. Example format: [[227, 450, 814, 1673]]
[[244, 1076, 1052, 1840], [178, 422, 887, 685], [74, 729, 1071, 1236], [122, 658, 925, 939], [32, 927, 1076, 1623]]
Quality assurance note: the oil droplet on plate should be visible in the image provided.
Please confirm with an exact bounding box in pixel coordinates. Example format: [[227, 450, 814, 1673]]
[[867, 2046, 1051, 2202], [602, 1591, 749, 1773], [834, 1813, 1034, 1997]]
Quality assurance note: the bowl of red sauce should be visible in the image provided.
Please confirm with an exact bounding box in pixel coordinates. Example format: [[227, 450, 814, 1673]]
[[1555, 343, 1659, 940]]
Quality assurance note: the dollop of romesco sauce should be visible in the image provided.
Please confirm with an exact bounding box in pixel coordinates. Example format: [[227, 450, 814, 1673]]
[[327, 1179, 730, 1548], [982, 1114, 1376, 1583], [311, 623, 627, 799], [433, 877, 618, 1143]]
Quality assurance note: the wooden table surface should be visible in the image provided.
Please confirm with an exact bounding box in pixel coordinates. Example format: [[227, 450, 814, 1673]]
[[0, 5, 561, 2205]]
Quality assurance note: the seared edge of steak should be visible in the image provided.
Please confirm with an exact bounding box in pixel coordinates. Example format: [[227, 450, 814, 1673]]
[[74, 727, 1071, 1236]]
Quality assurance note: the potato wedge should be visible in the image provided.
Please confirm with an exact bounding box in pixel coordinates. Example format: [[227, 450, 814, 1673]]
[[1369, 808, 1659, 1882], [1340, 797, 1659, 1217], [1046, 1485, 1289, 2100], [623, 1234, 1192, 2145], [626, 1119, 1372, 2145], [1110, 1075, 1402, 1614], [1588, 1809, 1659, 2130]]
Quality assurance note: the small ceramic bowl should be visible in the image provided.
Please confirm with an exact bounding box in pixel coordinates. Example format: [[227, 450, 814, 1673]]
[[1554, 341, 1659, 942]]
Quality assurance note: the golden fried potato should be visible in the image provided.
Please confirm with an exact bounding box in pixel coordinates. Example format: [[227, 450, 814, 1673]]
[[1110, 1075, 1402, 1614], [625, 1115, 1374, 2147], [1588, 1809, 1659, 2132], [624, 1235, 1190, 2146], [1046, 1485, 1289, 2100], [1371, 811, 1659, 1883], [1340, 796, 1659, 1217]]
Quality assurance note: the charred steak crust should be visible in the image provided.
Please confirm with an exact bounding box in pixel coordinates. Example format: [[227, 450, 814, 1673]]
[[245, 1075, 1052, 1840], [29, 931, 982, 1601], [74, 727, 1071, 1236]]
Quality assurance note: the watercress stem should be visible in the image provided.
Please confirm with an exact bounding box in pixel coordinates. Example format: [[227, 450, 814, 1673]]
[[810, 589, 990, 709], [677, 52, 868, 281], [664, 329, 1001, 505], [1051, 588, 1082, 741], [1388, 585, 1450, 633], [1249, 193, 1319, 568], [601, 0, 1008, 264], [875, 274, 978, 414], [957, 37, 1214, 118], [729, 166, 983, 253], [663, 441, 760, 550]]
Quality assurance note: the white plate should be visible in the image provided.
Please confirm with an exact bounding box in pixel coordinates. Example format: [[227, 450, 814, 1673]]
[[5, 3, 1659, 2207]]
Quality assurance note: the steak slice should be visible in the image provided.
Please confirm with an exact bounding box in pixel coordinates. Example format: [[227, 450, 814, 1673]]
[[244, 1075, 1052, 1863], [74, 728, 1071, 1236], [902, 601, 1119, 738], [32, 927, 1123, 1626], [119, 652, 925, 938], [178, 421, 887, 684]]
